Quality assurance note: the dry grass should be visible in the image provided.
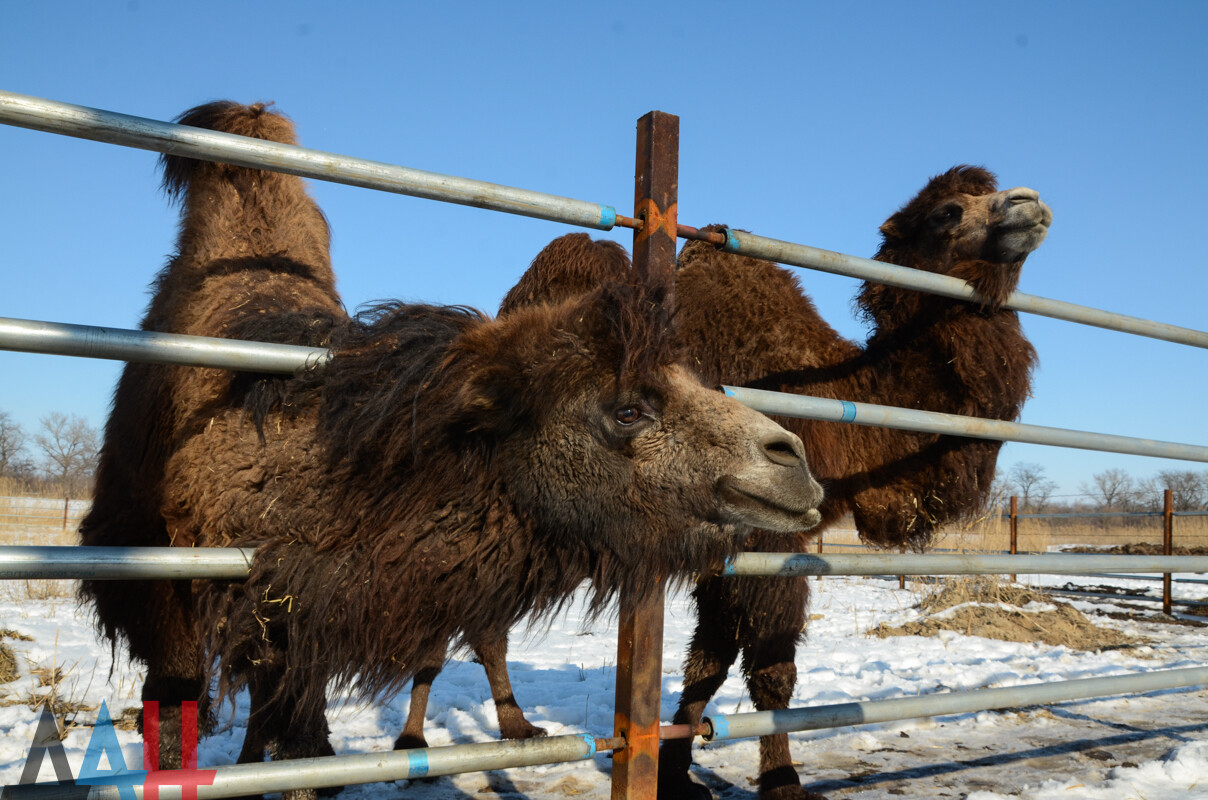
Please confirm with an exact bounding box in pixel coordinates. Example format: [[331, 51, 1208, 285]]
[[913, 575, 1046, 613], [0, 643, 17, 683], [868, 575, 1139, 651], [0, 631, 98, 728]]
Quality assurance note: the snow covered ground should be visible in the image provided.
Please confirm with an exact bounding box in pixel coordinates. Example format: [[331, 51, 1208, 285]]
[[2, 572, 1206, 799]]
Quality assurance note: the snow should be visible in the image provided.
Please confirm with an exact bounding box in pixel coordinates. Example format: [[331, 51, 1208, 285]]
[[2, 573, 1207, 799]]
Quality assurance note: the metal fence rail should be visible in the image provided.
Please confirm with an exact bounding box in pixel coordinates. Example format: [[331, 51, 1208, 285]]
[[0, 546, 254, 580], [725, 552, 1208, 576], [718, 228, 1208, 350], [4, 317, 1207, 464], [722, 386, 1208, 463], [703, 666, 1208, 742], [2, 734, 601, 800], [4, 546, 1206, 581], [0, 316, 328, 372], [0, 91, 619, 230]]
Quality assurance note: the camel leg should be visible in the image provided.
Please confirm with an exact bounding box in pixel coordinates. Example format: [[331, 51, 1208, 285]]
[[476, 635, 546, 740], [394, 642, 448, 751], [393, 664, 440, 751], [741, 639, 826, 800], [658, 578, 741, 800], [235, 666, 278, 765], [739, 576, 825, 800], [237, 656, 336, 800], [136, 580, 208, 772]]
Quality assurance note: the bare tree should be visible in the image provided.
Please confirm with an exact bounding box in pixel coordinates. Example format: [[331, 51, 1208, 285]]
[[1079, 468, 1138, 512], [0, 410, 28, 479], [1005, 461, 1057, 513], [34, 412, 99, 497], [1133, 476, 1165, 512], [1155, 469, 1208, 511]]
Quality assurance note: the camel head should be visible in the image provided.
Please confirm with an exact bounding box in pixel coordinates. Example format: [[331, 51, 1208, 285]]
[[455, 278, 824, 582], [875, 165, 1053, 307], [499, 232, 632, 315]]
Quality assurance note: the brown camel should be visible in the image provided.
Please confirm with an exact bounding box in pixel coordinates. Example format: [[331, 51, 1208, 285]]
[[441, 166, 1049, 799], [78, 100, 348, 767], [78, 101, 826, 798]]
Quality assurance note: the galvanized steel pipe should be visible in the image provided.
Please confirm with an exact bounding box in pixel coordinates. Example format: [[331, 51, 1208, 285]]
[[0, 546, 255, 580], [0, 317, 328, 373], [0, 91, 619, 230], [724, 552, 1208, 577], [703, 666, 1208, 741], [721, 228, 1208, 350], [6, 315, 1206, 464], [1, 734, 599, 800], [722, 386, 1208, 463], [8, 547, 1205, 581]]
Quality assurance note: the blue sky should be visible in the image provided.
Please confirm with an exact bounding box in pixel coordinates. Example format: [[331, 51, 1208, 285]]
[[1, 1, 1205, 497]]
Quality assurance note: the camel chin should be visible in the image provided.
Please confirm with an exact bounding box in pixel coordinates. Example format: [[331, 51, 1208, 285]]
[[717, 476, 824, 533], [994, 186, 1053, 260]]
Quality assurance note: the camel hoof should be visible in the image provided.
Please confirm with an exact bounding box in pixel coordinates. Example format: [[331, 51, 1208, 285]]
[[762, 788, 828, 800], [656, 776, 714, 800], [500, 722, 547, 740], [392, 733, 429, 751]]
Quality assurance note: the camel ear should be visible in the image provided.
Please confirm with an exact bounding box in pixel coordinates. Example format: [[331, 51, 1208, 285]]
[[879, 217, 902, 241], [450, 356, 523, 438]]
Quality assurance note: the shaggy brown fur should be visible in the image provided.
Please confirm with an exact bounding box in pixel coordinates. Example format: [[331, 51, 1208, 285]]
[[474, 167, 1050, 800], [396, 233, 643, 750], [77, 101, 346, 768], [79, 102, 826, 799]]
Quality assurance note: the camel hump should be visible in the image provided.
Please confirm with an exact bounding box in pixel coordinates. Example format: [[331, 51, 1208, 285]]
[[160, 100, 298, 198]]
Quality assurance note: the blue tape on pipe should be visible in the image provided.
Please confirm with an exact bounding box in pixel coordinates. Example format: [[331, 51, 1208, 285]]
[[840, 401, 857, 422], [580, 733, 598, 758], [722, 228, 741, 253], [407, 750, 430, 778], [708, 715, 728, 740], [722, 386, 737, 398], [722, 558, 737, 576], [597, 206, 617, 230]]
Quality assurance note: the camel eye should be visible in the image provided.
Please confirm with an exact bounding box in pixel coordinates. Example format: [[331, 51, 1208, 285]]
[[614, 405, 643, 425], [931, 204, 962, 226]]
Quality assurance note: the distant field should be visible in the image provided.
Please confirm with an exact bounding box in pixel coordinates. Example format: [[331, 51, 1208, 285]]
[[793, 509, 1208, 554], [3, 485, 1205, 555], [0, 492, 87, 546]]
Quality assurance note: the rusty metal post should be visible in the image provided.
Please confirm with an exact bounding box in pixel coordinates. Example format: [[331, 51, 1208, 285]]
[[1163, 489, 1174, 615], [815, 532, 823, 581], [630, 111, 679, 290], [612, 584, 666, 800], [1009, 496, 1018, 582], [898, 543, 906, 590], [62, 498, 69, 531], [611, 110, 678, 800]]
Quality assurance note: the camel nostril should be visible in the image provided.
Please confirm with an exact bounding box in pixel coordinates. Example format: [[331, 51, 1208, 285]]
[[1006, 187, 1040, 206], [762, 433, 806, 467]]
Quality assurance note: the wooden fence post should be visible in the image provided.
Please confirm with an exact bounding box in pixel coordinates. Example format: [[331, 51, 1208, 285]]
[[1163, 488, 1173, 616], [1009, 496, 1018, 583]]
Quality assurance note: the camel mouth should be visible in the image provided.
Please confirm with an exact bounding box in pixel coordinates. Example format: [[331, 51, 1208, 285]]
[[716, 477, 823, 533], [995, 219, 1050, 261]]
